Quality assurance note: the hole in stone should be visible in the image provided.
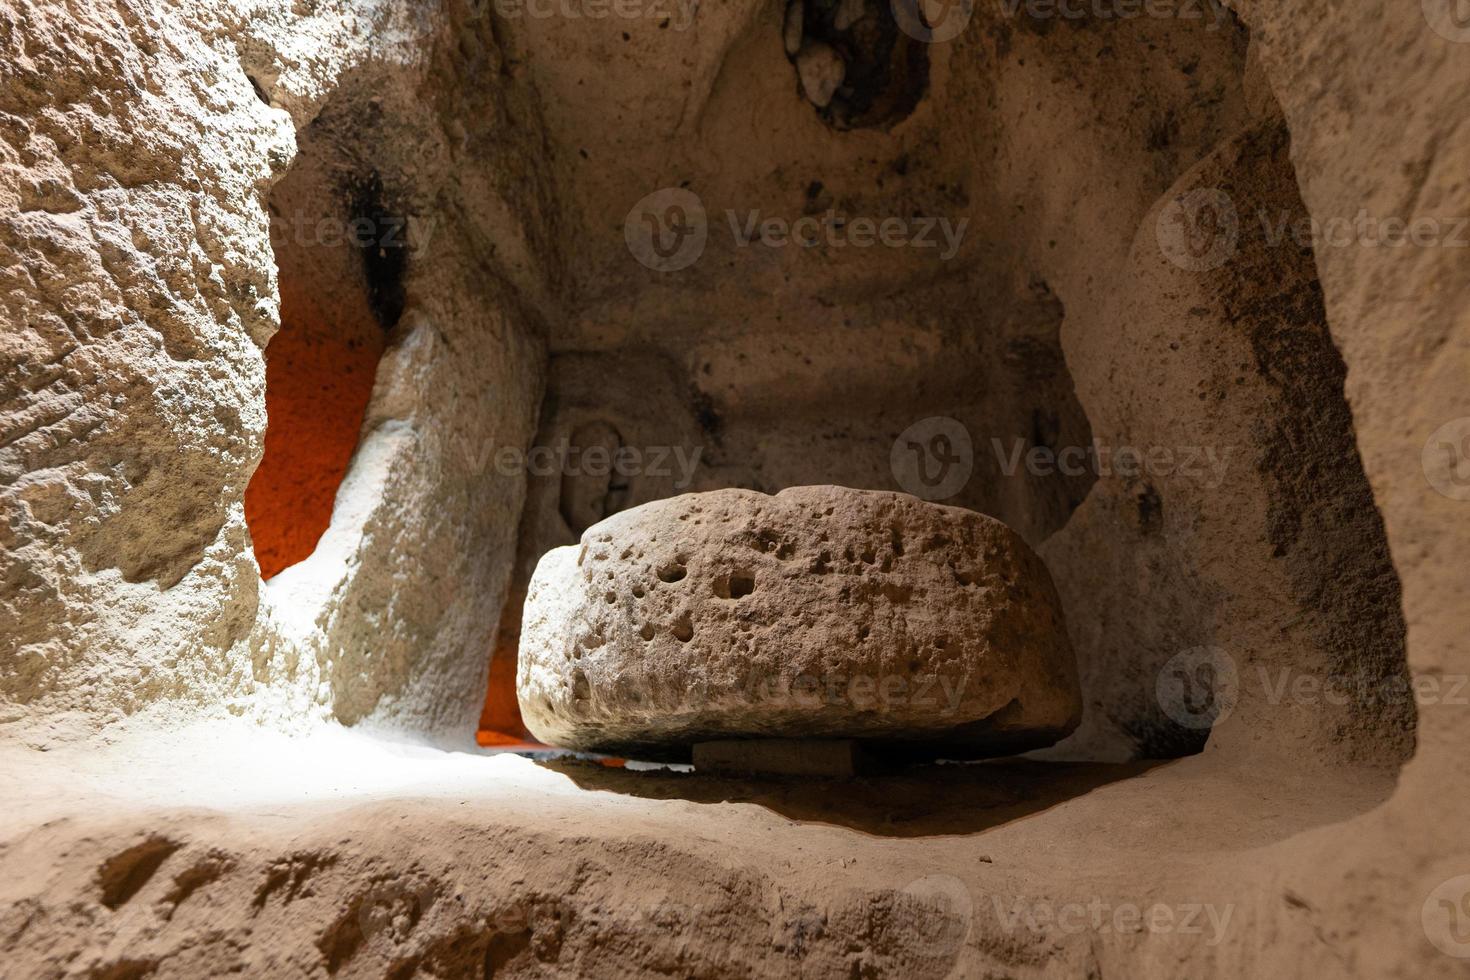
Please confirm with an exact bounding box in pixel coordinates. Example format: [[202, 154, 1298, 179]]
[[754, 529, 795, 559], [244, 161, 407, 579], [350, 172, 409, 331], [713, 572, 756, 600], [672, 615, 694, 643], [570, 670, 590, 701], [657, 562, 687, 583], [784, 0, 928, 130]]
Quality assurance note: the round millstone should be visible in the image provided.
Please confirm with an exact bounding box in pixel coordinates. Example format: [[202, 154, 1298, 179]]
[[516, 486, 1081, 761]]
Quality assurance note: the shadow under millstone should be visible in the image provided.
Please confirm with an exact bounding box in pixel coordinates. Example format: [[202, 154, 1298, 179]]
[[537, 757, 1162, 837]]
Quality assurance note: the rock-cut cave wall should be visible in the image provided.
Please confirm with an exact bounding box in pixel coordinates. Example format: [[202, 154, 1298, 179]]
[[0, 0, 550, 741], [0, 0, 1448, 787], [0, 0, 1439, 774], [1, 0, 1469, 976]]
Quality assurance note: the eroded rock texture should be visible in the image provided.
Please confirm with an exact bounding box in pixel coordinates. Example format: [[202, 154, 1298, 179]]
[[518, 487, 1080, 759], [1, 0, 1468, 975], [0, 0, 548, 741]]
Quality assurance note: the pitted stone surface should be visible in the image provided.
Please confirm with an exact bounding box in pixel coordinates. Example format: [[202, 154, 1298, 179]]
[[517, 486, 1081, 760]]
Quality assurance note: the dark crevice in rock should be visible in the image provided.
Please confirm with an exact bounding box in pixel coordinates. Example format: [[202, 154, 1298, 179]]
[[784, 0, 928, 130], [346, 171, 410, 331]]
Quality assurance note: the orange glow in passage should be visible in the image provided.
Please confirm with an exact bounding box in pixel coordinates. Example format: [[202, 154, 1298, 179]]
[[245, 285, 385, 580], [478, 599, 539, 749]]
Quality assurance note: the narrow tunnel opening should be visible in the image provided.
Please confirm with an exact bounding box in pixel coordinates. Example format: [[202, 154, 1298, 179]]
[[784, 0, 929, 130], [477, 629, 535, 749], [245, 166, 406, 580]]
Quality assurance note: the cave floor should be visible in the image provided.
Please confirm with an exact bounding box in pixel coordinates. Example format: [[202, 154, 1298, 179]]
[[0, 722, 1396, 976], [3, 721, 1387, 852]]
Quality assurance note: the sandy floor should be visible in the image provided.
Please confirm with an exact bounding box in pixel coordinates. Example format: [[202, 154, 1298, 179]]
[[0, 721, 1398, 977]]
